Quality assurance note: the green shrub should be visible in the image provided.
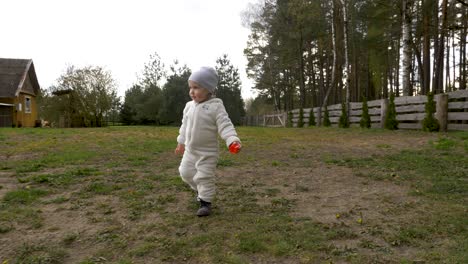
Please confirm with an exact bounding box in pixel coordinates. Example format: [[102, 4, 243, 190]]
[[323, 107, 331, 127], [422, 92, 440, 132], [298, 108, 304, 128], [384, 93, 398, 130], [286, 111, 293, 128], [308, 108, 316, 127], [339, 102, 349, 128], [360, 97, 371, 128]]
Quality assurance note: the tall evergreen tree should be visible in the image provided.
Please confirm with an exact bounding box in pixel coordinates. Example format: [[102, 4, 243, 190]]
[[120, 52, 167, 125], [215, 54, 246, 125], [121, 84, 145, 125], [159, 62, 191, 125]]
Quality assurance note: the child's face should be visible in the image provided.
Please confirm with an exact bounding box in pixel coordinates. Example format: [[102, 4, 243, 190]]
[[188, 80, 210, 103]]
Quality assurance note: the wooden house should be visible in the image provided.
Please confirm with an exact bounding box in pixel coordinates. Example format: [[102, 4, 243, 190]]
[[0, 58, 41, 127]]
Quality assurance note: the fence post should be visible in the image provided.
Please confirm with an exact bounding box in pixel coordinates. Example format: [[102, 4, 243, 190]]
[[380, 99, 388, 128], [435, 93, 448, 132]]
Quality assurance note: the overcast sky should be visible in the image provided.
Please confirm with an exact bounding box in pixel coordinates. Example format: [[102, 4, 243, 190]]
[[0, 0, 257, 99]]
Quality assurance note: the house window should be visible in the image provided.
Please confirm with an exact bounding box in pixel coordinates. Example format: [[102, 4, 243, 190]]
[[25, 97, 31, 113]]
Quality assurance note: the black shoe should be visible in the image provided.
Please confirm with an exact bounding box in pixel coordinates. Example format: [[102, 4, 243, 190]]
[[197, 200, 212, 217]]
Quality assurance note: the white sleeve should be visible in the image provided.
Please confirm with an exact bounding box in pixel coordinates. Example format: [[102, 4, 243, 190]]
[[177, 103, 190, 145], [216, 103, 240, 147]]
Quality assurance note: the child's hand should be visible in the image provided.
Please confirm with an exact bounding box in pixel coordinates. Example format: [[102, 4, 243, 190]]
[[175, 144, 185, 155], [229, 141, 241, 154]]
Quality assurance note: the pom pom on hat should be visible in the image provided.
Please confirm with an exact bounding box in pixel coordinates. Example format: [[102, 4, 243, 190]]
[[188, 66, 218, 93]]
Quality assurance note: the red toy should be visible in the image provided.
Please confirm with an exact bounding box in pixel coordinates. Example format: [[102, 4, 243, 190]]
[[229, 142, 241, 154]]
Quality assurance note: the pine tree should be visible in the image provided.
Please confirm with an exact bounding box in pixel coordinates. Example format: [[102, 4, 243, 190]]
[[215, 54, 245, 125], [159, 63, 192, 125], [287, 111, 293, 127], [384, 93, 398, 130], [360, 97, 371, 128], [323, 107, 331, 127], [298, 108, 304, 128], [339, 102, 350, 128], [308, 108, 316, 127], [422, 92, 440, 132]]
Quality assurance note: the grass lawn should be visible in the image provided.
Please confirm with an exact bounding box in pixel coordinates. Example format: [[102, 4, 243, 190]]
[[0, 126, 466, 263]]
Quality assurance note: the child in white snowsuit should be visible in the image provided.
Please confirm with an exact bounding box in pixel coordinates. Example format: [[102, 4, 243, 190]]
[[175, 66, 241, 216]]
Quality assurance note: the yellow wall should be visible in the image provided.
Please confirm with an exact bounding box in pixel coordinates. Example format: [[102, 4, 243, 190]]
[[15, 93, 38, 127], [0, 97, 38, 128]]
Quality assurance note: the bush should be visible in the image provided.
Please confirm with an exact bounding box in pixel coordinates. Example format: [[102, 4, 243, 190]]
[[297, 108, 304, 128], [422, 92, 440, 132], [360, 97, 371, 128], [323, 107, 331, 127], [339, 102, 349, 128], [384, 93, 398, 130], [308, 109, 316, 127]]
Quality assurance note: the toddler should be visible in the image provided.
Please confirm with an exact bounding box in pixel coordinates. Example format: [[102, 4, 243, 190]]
[[175, 66, 241, 216]]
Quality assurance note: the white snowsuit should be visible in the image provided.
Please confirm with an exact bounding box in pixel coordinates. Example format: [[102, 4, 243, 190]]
[[177, 98, 240, 202]]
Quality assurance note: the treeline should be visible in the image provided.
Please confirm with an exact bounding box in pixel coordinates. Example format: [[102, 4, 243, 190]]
[[243, 0, 467, 113], [39, 53, 245, 127]]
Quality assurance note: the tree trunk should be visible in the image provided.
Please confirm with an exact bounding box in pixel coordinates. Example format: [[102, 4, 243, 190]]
[[452, 27, 456, 90], [267, 47, 280, 111], [421, 0, 432, 95], [340, 0, 351, 122], [432, 0, 440, 93], [395, 36, 401, 96], [434, 0, 448, 94], [320, 0, 338, 125], [412, 39, 423, 94], [299, 29, 307, 108], [308, 42, 317, 108], [402, 0, 413, 96], [461, 5, 467, 90], [318, 42, 325, 107], [446, 29, 450, 91]]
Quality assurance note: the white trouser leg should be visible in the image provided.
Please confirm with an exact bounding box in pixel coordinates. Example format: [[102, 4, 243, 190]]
[[179, 151, 198, 191], [193, 154, 218, 202], [178, 150, 218, 203]]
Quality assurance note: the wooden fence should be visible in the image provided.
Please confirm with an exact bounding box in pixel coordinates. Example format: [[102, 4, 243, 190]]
[[243, 90, 468, 131]]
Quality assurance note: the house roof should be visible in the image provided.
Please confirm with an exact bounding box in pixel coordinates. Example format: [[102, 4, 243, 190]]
[[0, 58, 40, 98]]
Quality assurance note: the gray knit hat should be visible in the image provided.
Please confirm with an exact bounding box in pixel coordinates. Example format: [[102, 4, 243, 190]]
[[188, 66, 218, 93]]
